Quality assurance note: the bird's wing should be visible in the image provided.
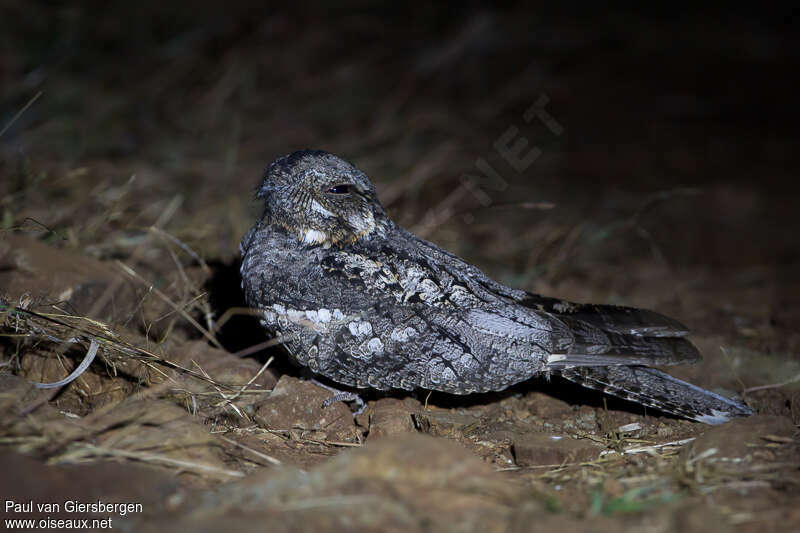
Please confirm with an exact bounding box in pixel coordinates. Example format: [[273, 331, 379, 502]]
[[312, 247, 567, 392], [513, 294, 702, 368], [518, 293, 691, 337], [377, 230, 702, 369]]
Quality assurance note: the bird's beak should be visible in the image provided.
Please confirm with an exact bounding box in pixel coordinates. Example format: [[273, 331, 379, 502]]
[[257, 182, 275, 199]]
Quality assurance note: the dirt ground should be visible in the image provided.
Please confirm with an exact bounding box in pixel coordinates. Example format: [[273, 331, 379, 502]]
[[1, 3, 798, 532]]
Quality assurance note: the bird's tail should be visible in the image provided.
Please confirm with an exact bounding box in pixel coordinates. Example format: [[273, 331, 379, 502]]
[[558, 366, 753, 424]]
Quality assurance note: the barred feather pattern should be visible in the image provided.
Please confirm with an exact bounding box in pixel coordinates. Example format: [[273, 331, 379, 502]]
[[559, 366, 753, 424], [240, 150, 753, 424]]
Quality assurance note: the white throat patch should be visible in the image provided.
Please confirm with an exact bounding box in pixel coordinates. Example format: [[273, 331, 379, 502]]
[[301, 228, 329, 245]]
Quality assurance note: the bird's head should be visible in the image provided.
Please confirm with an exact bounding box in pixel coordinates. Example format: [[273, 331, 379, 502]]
[[256, 150, 390, 247]]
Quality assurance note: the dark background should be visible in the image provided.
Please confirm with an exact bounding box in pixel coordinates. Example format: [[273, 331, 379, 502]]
[[2, 1, 798, 348], [1, 3, 799, 530]]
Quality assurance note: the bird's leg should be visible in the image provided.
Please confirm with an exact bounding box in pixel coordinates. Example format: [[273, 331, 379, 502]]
[[311, 378, 367, 415]]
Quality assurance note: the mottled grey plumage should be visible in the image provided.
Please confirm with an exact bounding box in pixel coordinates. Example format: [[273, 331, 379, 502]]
[[240, 150, 752, 424]]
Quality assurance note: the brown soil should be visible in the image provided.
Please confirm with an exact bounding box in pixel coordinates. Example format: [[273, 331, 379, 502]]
[[1, 3, 798, 532]]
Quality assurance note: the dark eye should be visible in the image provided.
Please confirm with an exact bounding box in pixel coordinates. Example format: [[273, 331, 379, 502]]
[[326, 184, 352, 195]]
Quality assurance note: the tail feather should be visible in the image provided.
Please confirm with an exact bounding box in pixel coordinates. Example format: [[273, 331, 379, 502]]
[[558, 366, 753, 424], [522, 293, 752, 424]]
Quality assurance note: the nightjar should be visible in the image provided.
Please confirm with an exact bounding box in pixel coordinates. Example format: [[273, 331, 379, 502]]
[[239, 150, 752, 424]]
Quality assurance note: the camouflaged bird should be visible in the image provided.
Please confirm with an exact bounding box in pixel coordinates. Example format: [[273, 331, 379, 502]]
[[239, 150, 753, 424]]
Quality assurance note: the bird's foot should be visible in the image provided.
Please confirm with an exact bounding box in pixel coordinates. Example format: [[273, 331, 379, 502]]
[[312, 379, 367, 415]]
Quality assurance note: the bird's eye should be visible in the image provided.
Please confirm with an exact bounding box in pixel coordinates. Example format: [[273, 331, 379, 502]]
[[326, 184, 352, 195]]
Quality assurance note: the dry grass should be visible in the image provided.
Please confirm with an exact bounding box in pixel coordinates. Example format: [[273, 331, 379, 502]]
[[1, 3, 798, 531]]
